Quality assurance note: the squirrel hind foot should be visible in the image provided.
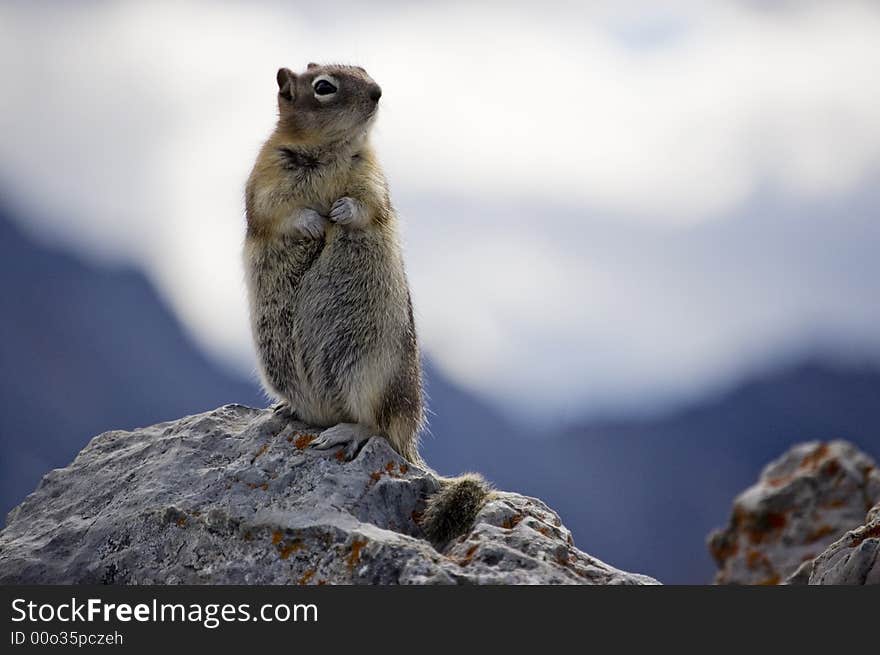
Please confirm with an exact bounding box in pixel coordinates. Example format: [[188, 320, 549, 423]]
[[310, 422, 373, 460], [420, 473, 492, 549]]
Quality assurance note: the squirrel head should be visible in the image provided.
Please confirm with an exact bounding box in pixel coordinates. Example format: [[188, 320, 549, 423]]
[[275, 63, 382, 144]]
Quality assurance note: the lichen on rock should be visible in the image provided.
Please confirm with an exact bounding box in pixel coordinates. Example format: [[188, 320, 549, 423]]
[[708, 440, 880, 585]]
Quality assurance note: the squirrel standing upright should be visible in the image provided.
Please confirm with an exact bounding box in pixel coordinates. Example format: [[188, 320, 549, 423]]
[[243, 63, 489, 545]]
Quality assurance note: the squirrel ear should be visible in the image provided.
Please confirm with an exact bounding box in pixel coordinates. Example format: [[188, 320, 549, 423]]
[[276, 67, 296, 101], [307, 62, 319, 70]]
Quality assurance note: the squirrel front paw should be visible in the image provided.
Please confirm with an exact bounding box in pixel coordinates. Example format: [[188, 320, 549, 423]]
[[329, 197, 368, 228], [291, 208, 327, 239]]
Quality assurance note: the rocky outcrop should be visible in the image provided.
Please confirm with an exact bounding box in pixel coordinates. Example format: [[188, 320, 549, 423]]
[[788, 501, 880, 585], [708, 441, 880, 585], [0, 405, 658, 585]]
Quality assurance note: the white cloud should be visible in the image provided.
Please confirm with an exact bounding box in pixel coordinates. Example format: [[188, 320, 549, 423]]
[[1, 1, 879, 418]]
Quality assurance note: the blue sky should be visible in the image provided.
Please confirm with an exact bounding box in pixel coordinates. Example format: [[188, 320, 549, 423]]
[[1, 0, 879, 420]]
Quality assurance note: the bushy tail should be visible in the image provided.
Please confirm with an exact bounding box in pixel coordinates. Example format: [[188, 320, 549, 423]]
[[420, 473, 492, 547]]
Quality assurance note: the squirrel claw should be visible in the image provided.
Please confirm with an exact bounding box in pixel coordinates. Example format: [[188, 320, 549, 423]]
[[271, 402, 296, 419], [328, 197, 365, 227], [310, 423, 372, 460], [292, 208, 326, 239]]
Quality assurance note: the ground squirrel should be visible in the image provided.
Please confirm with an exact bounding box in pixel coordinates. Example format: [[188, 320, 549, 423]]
[[243, 63, 490, 546]]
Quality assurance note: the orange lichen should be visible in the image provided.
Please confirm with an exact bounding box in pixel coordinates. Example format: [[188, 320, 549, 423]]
[[294, 433, 316, 449], [501, 514, 523, 530], [800, 443, 830, 470], [367, 463, 407, 485], [458, 544, 478, 566], [298, 569, 316, 585], [745, 511, 788, 544], [709, 537, 738, 564], [334, 451, 346, 462], [555, 551, 572, 566], [746, 549, 769, 570], [175, 516, 187, 528], [821, 459, 841, 477], [252, 444, 269, 460], [271, 531, 283, 545], [765, 512, 787, 529], [279, 540, 303, 560], [347, 539, 367, 571], [757, 574, 781, 586]]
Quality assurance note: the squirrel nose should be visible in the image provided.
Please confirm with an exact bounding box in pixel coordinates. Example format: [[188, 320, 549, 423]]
[[369, 85, 382, 102]]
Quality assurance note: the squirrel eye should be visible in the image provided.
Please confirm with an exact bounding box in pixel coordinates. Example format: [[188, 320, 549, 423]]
[[313, 80, 337, 96]]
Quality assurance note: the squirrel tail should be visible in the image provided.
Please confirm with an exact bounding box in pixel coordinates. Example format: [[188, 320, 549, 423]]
[[419, 473, 492, 547]]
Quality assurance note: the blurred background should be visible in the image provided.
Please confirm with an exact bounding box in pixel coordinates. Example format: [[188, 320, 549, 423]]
[[1, 0, 879, 583]]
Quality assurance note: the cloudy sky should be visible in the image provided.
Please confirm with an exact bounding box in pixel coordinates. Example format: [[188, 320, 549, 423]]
[[1, 0, 879, 420]]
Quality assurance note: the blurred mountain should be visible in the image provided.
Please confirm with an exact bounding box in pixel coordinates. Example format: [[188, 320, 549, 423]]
[[2, 204, 879, 584]]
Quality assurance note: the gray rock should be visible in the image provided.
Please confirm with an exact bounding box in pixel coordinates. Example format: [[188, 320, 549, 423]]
[[797, 500, 880, 585], [708, 440, 880, 585], [0, 405, 658, 585]]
